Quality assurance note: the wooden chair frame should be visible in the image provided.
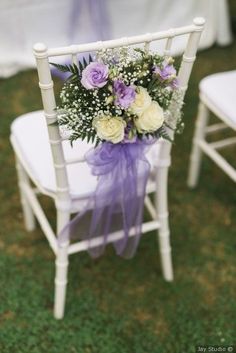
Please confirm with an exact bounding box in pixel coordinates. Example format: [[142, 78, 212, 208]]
[[11, 17, 205, 319]]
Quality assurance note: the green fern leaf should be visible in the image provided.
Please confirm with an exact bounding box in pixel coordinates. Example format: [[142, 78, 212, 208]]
[[78, 61, 84, 73], [159, 126, 173, 143], [83, 57, 88, 68], [50, 62, 71, 73], [67, 74, 79, 82]]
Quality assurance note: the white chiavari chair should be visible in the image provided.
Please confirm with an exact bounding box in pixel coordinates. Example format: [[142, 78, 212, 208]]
[[10, 18, 205, 319], [188, 70, 236, 187]]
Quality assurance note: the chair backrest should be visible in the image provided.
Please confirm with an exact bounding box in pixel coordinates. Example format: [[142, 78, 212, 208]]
[[33, 17, 205, 222]]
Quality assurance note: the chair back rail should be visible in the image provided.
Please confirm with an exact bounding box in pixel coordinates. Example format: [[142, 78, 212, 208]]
[[33, 17, 205, 213]]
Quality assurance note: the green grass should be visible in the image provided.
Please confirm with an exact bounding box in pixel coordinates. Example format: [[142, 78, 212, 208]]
[[1, 23, 236, 353]]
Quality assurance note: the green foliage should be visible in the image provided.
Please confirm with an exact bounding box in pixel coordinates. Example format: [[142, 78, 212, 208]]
[[49, 62, 78, 74], [158, 125, 174, 142], [50, 55, 93, 83], [50, 62, 80, 83]]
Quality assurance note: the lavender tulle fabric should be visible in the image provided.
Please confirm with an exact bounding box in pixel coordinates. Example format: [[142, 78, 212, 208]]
[[69, 0, 110, 42], [52, 0, 111, 80], [58, 140, 153, 258]]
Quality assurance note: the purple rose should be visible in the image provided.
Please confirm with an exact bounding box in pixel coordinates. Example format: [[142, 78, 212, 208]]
[[170, 77, 179, 89], [154, 62, 177, 82], [113, 80, 136, 109], [81, 62, 109, 89]]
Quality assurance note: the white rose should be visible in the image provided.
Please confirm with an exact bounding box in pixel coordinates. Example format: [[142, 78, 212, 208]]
[[93, 115, 126, 144], [130, 86, 152, 116], [134, 101, 164, 133]]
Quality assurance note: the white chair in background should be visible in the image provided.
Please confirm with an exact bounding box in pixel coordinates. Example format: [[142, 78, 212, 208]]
[[188, 70, 236, 188], [10, 18, 205, 319]]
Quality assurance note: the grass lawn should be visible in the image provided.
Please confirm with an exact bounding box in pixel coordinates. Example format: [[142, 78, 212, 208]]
[[0, 13, 236, 353]]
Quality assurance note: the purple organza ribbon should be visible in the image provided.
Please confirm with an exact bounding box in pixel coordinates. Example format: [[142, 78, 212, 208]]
[[53, 0, 111, 80], [58, 140, 152, 258], [69, 0, 110, 42]]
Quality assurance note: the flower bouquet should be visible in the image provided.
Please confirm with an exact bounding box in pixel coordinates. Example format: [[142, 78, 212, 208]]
[[52, 48, 182, 258], [51, 47, 180, 145]]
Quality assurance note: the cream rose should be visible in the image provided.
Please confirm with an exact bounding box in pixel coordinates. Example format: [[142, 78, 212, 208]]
[[134, 101, 164, 133], [130, 86, 152, 116], [93, 115, 126, 144]]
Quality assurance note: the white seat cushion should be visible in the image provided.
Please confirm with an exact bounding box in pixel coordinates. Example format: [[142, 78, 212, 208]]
[[200, 70, 236, 129], [11, 111, 161, 199]]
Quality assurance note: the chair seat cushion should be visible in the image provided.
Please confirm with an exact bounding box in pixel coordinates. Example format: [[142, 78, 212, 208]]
[[11, 111, 161, 199], [200, 70, 236, 129]]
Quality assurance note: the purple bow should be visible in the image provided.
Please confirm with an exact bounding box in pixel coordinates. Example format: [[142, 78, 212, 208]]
[[59, 140, 152, 258]]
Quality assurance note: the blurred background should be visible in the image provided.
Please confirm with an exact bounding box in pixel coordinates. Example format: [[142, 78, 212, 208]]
[[0, 0, 234, 77], [0, 1, 235, 352]]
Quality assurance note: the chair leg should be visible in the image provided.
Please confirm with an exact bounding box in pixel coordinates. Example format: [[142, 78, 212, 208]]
[[187, 101, 209, 188], [54, 241, 69, 319], [54, 209, 70, 319], [15, 158, 35, 231], [155, 167, 173, 281]]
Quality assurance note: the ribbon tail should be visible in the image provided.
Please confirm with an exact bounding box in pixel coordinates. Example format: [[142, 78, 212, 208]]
[[58, 141, 151, 259]]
